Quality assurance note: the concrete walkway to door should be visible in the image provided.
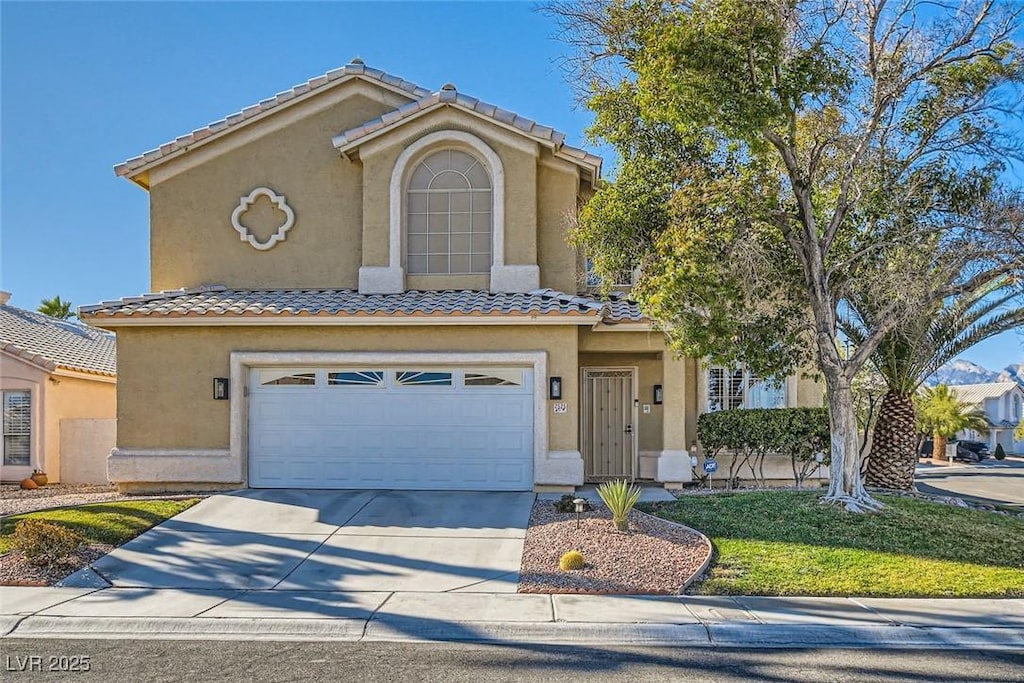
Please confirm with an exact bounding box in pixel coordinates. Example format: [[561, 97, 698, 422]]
[[86, 490, 533, 593]]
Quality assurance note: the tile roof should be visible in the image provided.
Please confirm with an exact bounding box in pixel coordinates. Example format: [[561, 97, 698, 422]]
[[949, 382, 1023, 405], [0, 304, 116, 377], [79, 286, 644, 324], [114, 61, 601, 181], [332, 86, 602, 174], [114, 61, 432, 178]]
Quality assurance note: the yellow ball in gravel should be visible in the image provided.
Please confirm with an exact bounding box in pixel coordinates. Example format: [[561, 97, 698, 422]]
[[559, 550, 585, 571]]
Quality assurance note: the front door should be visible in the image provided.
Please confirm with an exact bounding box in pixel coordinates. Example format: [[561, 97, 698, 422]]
[[581, 368, 637, 480]]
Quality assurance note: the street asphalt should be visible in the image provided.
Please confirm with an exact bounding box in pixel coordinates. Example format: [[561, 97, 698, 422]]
[[2, 640, 1022, 682], [916, 456, 1024, 509]]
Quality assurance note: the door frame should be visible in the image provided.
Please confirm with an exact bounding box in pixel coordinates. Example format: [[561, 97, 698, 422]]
[[579, 366, 639, 480]]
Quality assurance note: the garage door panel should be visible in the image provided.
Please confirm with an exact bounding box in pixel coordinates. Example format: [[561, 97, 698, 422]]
[[249, 366, 534, 490]]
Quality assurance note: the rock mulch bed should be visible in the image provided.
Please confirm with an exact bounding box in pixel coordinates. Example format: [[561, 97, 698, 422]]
[[518, 500, 711, 594], [0, 544, 112, 587], [0, 484, 206, 518]]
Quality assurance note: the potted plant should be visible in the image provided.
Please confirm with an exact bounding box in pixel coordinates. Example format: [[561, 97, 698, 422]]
[[30, 469, 48, 487]]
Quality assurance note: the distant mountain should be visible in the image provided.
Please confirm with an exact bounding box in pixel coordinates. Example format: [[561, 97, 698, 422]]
[[998, 363, 1023, 386], [927, 359, 1004, 387]]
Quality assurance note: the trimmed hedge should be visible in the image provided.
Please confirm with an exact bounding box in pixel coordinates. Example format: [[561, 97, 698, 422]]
[[697, 407, 831, 487]]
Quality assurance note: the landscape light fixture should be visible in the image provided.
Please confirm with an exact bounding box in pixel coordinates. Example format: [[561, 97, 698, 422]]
[[213, 378, 230, 400], [549, 376, 562, 400], [573, 498, 587, 529]]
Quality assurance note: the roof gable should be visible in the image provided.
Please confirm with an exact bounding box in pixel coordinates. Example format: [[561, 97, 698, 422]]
[[0, 305, 116, 377], [332, 85, 601, 185], [114, 61, 601, 188], [948, 381, 1023, 404], [114, 61, 430, 184]]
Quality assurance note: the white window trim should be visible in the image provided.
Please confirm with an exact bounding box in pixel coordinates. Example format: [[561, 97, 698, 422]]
[[703, 365, 790, 412], [358, 130, 506, 294]]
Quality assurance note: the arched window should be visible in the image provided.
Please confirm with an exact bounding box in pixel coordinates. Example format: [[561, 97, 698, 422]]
[[406, 149, 492, 274]]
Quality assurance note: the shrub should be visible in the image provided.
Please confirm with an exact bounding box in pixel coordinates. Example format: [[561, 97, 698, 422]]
[[994, 443, 1006, 461], [11, 519, 86, 568], [559, 550, 585, 571], [552, 494, 592, 513], [596, 479, 642, 531], [696, 407, 830, 488]]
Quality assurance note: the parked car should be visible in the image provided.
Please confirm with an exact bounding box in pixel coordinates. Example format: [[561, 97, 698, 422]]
[[919, 439, 989, 462]]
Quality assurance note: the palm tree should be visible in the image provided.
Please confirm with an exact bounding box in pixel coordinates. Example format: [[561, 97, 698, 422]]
[[845, 277, 1024, 489], [916, 384, 990, 460], [37, 296, 75, 320]]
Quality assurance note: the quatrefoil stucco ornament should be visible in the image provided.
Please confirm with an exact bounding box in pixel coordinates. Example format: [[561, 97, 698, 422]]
[[230, 187, 295, 251]]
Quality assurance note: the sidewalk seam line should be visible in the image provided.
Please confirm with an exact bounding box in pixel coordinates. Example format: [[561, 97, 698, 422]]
[[190, 590, 247, 618], [360, 591, 396, 640], [847, 596, 898, 625], [443, 570, 520, 593]]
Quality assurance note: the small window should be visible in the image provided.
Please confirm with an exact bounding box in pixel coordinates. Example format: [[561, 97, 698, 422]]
[[395, 371, 452, 387], [464, 369, 523, 387], [3, 391, 31, 466], [328, 371, 385, 387], [259, 370, 315, 386]]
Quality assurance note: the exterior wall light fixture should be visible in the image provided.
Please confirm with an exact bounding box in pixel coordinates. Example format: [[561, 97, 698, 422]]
[[653, 384, 663, 405], [549, 376, 563, 400], [213, 378, 230, 400]]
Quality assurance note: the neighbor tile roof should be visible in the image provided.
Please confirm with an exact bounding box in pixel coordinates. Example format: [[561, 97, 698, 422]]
[[79, 286, 644, 323], [0, 304, 116, 376], [333, 87, 602, 172], [948, 382, 1022, 405], [115, 61, 600, 180]]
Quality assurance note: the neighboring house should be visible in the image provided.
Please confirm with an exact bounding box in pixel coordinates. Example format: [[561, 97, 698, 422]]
[[80, 61, 822, 494], [951, 382, 1024, 455], [1, 293, 117, 484]]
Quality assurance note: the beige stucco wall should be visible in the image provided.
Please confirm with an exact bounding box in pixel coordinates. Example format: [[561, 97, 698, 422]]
[[149, 84, 399, 291], [146, 81, 586, 295], [115, 325, 581, 453], [44, 374, 117, 483], [0, 353, 115, 484], [60, 418, 116, 485]]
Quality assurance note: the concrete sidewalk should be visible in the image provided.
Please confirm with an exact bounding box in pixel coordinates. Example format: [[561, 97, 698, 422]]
[[1, 587, 1021, 649]]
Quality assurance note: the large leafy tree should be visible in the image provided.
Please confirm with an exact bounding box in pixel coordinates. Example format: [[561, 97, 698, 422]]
[[549, 0, 1024, 510], [37, 296, 75, 320], [847, 275, 1024, 489]]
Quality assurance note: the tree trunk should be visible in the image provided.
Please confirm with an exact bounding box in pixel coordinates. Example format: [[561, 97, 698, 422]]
[[933, 433, 949, 462], [865, 391, 918, 490], [820, 373, 884, 513]]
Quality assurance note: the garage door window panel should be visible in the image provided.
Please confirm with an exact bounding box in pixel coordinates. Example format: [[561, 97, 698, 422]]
[[259, 370, 316, 386], [327, 371, 385, 387], [463, 369, 524, 387], [395, 371, 453, 387]]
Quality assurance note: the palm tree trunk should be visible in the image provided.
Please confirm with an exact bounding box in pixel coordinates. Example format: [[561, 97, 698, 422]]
[[933, 433, 949, 461], [865, 391, 918, 490]]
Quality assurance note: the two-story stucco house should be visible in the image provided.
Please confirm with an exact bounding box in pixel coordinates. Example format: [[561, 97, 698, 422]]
[[952, 382, 1024, 455], [80, 61, 822, 493]]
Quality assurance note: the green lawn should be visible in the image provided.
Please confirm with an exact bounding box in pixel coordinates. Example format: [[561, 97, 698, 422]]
[[0, 499, 200, 554], [643, 491, 1024, 597]]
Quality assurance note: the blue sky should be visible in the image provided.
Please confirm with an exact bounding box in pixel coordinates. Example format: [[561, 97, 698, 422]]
[[1, 1, 1020, 372]]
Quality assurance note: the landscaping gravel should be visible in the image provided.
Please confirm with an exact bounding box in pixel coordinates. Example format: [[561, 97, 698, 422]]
[[518, 500, 710, 595], [0, 544, 113, 587], [0, 484, 207, 518]]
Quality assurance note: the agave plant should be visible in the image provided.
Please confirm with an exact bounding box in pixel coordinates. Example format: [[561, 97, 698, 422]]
[[844, 274, 1024, 489], [596, 479, 642, 532]]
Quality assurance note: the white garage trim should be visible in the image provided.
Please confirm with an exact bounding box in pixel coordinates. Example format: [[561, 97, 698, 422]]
[[230, 351, 549, 487]]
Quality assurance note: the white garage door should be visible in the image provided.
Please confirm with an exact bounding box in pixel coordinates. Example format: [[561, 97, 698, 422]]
[[248, 366, 534, 490]]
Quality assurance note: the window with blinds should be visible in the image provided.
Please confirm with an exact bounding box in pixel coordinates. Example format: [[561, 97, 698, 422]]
[[707, 367, 786, 412], [3, 390, 31, 466]]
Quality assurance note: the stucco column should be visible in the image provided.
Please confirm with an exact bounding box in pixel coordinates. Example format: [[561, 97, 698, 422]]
[[657, 352, 691, 487]]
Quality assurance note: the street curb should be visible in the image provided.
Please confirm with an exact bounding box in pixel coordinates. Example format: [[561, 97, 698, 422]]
[[4, 616, 1023, 649]]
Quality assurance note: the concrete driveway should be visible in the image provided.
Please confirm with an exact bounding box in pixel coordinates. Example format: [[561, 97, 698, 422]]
[[916, 456, 1024, 510], [90, 490, 533, 593]]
